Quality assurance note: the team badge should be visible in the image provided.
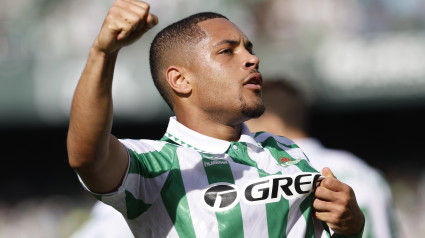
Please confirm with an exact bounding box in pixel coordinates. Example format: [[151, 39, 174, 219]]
[[277, 156, 301, 167]]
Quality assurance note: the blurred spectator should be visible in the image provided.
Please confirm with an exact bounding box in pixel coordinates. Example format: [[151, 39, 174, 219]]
[[245, 78, 398, 238]]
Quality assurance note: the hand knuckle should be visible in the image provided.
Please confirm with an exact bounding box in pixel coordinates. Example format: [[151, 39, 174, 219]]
[[316, 186, 324, 194], [140, 2, 150, 10]]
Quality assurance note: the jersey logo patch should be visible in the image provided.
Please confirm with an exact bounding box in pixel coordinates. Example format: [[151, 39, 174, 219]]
[[201, 172, 322, 212], [203, 160, 229, 167], [203, 183, 240, 212], [277, 156, 302, 167]]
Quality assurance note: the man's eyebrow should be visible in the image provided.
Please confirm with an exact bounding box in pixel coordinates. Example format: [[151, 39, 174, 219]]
[[213, 39, 254, 49], [213, 39, 239, 47]]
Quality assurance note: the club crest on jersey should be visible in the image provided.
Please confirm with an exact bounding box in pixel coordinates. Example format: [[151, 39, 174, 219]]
[[201, 172, 323, 212], [277, 156, 301, 167]]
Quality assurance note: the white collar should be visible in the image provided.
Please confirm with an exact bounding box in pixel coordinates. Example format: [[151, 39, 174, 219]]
[[164, 116, 258, 154]]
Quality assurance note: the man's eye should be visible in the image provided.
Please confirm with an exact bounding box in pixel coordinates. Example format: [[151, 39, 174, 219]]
[[219, 49, 233, 54]]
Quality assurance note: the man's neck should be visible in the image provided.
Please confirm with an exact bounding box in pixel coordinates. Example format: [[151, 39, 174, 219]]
[[174, 109, 243, 141], [180, 117, 242, 141]]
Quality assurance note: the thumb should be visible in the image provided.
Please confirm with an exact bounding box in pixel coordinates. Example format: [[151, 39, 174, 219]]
[[322, 167, 336, 179], [146, 13, 158, 29]]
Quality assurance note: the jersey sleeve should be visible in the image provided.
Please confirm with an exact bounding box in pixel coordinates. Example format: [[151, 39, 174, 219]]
[[77, 139, 175, 220]]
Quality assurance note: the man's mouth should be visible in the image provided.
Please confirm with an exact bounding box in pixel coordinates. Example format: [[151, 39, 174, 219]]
[[244, 73, 262, 88]]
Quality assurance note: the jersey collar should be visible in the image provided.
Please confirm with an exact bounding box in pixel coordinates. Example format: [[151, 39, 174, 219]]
[[164, 116, 258, 154]]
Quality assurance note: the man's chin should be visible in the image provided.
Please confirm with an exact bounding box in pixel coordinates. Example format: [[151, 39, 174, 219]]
[[242, 104, 265, 119]]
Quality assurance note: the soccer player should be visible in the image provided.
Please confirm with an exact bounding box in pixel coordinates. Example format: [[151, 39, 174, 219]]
[[67, 0, 364, 237], [246, 79, 397, 238]]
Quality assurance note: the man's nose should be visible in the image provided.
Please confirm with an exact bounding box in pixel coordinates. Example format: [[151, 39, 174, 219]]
[[243, 53, 260, 70]]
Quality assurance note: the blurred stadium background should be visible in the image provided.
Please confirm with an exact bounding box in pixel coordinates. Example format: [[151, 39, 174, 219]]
[[1, 0, 425, 237]]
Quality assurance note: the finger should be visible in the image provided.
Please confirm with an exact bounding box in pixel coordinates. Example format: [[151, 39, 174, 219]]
[[115, 2, 157, 37], [132, 12, 157, 33], [115, 5, 149, 39], [322, 167, 336, 179], [116, 0, 150, 18], [146, 13, 158, 28], [319, 168, 346, 193], [126, 0, 150, 9], [314, 184, 336, 202], [314, 210, 338, 225], [115, 19, 135, 40], [116, 10, 143, 40], [312, 196, 332, 212], [104, 4, 140, 39]]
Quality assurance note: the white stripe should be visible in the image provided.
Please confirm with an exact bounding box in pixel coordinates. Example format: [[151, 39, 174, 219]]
[[247, 143, 281, 174], [230, 160, 269, 238], [286, 198, 307, 237], [101, 187, 128, 219], [278, 163, 303, 175], [176, 147, 220, 238], [126, 198, 179, 237]]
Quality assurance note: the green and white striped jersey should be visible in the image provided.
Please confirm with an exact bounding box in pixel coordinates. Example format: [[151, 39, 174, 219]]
[[82, 117, 331, 238]]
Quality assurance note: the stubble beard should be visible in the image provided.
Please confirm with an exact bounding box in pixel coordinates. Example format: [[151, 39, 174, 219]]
[[241, 96, 265, 119]]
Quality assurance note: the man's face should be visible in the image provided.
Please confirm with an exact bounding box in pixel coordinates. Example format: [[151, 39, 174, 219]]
[[187, 18, 264, 124]]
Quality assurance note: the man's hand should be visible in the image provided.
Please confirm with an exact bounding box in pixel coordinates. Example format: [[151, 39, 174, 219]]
[[93, 0, 158, 54], [314, 167, 365, 236]]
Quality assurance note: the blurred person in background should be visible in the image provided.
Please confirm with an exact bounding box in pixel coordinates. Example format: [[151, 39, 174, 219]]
[[246, 78, 397, 238], [67, 0, 365, 237]]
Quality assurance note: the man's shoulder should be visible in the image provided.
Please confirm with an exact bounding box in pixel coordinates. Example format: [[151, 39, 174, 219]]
[[118, 138, 178, 154], [252, 131, 297, 146]]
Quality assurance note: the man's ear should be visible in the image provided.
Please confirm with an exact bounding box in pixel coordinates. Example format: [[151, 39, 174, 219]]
[[166, 66, 192, 94]]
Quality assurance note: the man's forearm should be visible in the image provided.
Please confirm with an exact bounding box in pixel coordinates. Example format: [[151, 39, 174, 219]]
[[67, 48, 119, 170], [67, 0, 157, 193]]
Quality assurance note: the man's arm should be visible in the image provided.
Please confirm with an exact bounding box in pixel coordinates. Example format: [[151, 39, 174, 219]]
[[67, 0, 158, 193], [314, 167, 365, 237]]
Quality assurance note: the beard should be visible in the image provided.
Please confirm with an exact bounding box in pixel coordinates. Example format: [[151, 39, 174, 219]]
[[241, 97, 265, 119]]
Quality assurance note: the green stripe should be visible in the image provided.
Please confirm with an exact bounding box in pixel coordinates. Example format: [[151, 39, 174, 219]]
[[127, 143, 175, 178], [264, 194, 289, 238], [229, 142, 290, 238], [119, 143, 177, 219], [257, 170, 289, 238], [258, 137, 321, 236], [230, 142, 289, 237], [228, 142, 257, 168], [253, 132, 299, 149], [259, 137, 318, 173], [299, 193, 315, 238], [125, 190, 152, 219], [160, 146, 197, 238], [202, 155, 244, 238], [253, 131, 266, 137], [261, 137, 297, 162], [295, 160, 318, 173]]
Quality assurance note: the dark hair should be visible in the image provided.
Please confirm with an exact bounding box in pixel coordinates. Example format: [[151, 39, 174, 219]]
[[149, 12, 228, 110], [261, 78, 310, 131]]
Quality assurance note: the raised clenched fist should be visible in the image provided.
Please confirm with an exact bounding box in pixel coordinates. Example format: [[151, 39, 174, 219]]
[[93, 0, 158, 54]]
